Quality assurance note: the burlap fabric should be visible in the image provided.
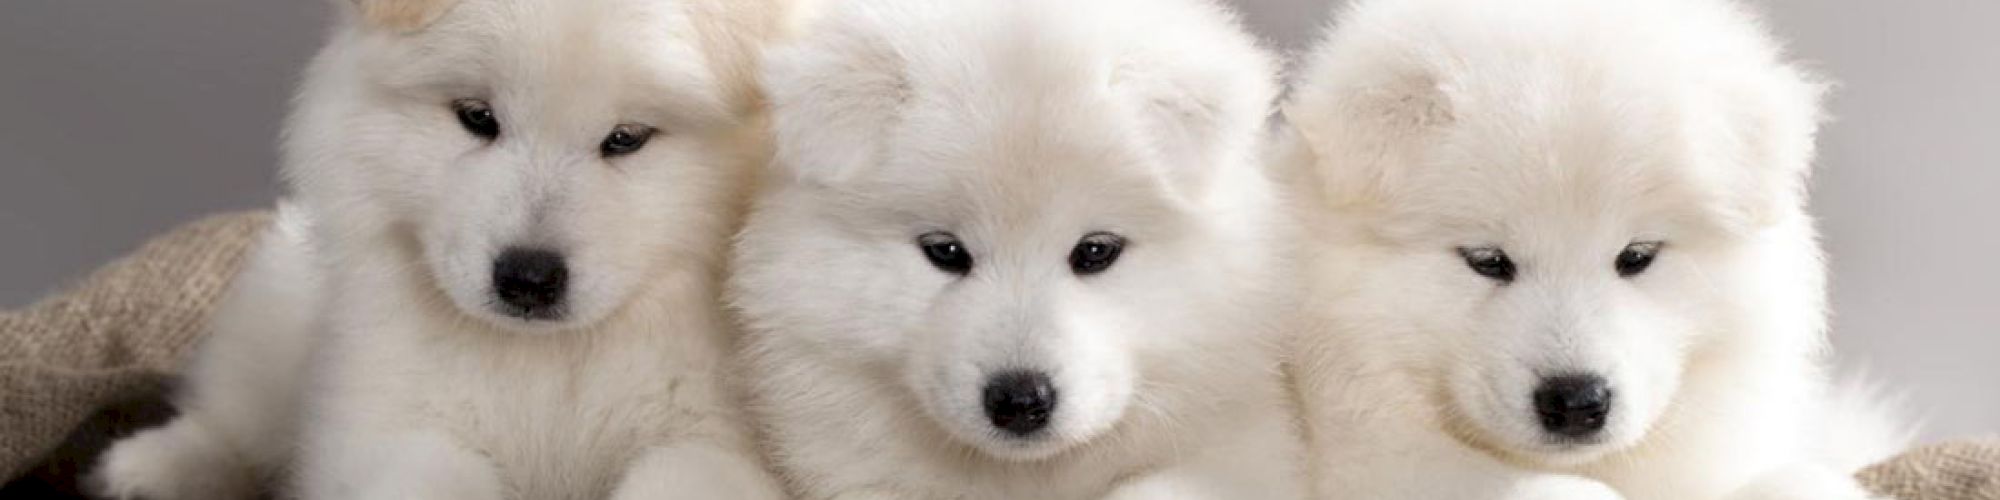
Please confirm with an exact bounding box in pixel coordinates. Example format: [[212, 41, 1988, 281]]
[[1862, 436, 2000, 500], [1, 210, 1995, 499], [0, 210, 269, 480]]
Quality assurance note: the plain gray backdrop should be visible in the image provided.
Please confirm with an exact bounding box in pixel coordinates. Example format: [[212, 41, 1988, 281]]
[[2, 1, 1993, 440]]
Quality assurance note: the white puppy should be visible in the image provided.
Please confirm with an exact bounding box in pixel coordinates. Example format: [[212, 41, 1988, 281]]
[[1278, 0, 1907, 499], [730, 0, 1303, 498], [92, 0, 798, 498]]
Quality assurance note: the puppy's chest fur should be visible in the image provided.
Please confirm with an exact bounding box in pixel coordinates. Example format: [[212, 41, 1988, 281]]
[[765, 365, 1285, 500], [787, 404, 1170, 499], [316, 271, 737, 499]]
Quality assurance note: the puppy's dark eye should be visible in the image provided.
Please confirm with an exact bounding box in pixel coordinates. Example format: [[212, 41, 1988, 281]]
[[1615, 241, 1662, 277], [452, 99, 499, 140], [1459, 246, 1516, 283], [918, 232, 972, 276], [1069, 232, 1125, 276], [600, 124, 656, 157]]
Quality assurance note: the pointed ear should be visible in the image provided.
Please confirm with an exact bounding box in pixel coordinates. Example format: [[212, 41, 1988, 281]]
[[1704, 62, 1828, 229], [761, 12, 910, 186], [1284, 72, 1454, 153], [1107, 22, 1277, 196], [348, 0, 460, 32], [1281, 50, 1456, 207]]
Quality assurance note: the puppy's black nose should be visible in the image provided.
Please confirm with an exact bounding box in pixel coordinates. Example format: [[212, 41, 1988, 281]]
[[1533, 374, 1612, 438], [982, 371, 1057, 437], [492, 247, 568, 319]]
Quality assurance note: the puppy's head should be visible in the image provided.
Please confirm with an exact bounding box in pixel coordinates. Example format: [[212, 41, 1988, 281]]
[[736, 0, 1276, 461], [1285, 0, 1824, 466], [285, 0, 791, 333]]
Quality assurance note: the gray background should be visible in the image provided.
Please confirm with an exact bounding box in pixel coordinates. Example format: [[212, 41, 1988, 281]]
[[1, 1, 1993, 440]]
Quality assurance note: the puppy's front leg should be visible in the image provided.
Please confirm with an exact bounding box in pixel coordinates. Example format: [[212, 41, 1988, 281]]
[[1724, 465, 1881, 500], [1101, 471, 1211, 500], [609, 442, 786, 500], [1332, 457, 1625, 500], [297, 429, 503, 500], [1314, 427, 1623, 500], [1504, 474, 1628, 500], [1099, 463, 1294, 500], [1101, 410, 1307, 500], [824, 490, 914, 500]]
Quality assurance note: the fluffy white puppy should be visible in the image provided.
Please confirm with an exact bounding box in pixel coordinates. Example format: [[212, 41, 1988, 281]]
[[92, 0, 798, 498], [1277, 0, 1907, 499], [729, 0, 1303, 498]]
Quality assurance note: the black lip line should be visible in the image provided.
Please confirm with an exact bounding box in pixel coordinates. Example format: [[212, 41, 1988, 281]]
[[484, 298, 568, 323]]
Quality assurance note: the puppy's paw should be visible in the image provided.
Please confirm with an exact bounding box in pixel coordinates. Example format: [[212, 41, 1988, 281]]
[[1729, 465, 1882, 500], [609, 443, 785, 500], [828, 491, 912, 500], [91, 420, 256, 500], [1506, 475, 1624, 500], [1100, 472, 1212, 500]]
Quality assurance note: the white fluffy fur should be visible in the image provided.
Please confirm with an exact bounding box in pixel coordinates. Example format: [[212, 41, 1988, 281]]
[[92, 0, 799, 498], [1278, 0, 1908, 499], [730, 0, 1303, 498], [94, 203, 320, 500]]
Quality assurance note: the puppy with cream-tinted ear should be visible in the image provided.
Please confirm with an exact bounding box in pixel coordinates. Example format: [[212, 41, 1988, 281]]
[[729, 0, 1303, 498], [1278, 0, 1908, 499], [92, 0, 801, 498]]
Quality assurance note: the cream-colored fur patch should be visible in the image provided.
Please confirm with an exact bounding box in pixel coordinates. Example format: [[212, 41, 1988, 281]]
[[351, 0, 461, 32]]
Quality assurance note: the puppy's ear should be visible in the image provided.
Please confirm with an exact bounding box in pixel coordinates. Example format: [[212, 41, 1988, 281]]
[[347, 0, 460, 32], [1704, 62, 1827, 229], [1108, 11, 1278, 197], [762, 12, 909, 186], [1281, 43, 1455, 208]]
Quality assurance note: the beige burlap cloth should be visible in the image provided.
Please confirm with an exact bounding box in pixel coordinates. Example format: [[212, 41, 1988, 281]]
[[1861, 436, 2000, 500], [0, 210, 269, 479], [1, 210, 1995, 498]]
